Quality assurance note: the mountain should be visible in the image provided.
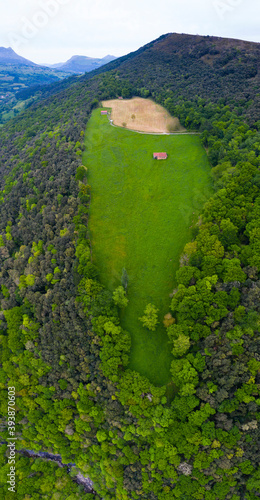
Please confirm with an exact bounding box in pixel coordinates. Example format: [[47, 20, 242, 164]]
[[83, 32, 260, 123], [45, 54, 117, 74], [0, 46, 38, 66], [0, 34, 260, 498], [0, 47, 72, 124], [3, 33, 259, 124], [88, 32, 260, 81]]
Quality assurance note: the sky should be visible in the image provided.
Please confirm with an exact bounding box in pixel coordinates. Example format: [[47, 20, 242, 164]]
[[0, 0, 259, 64]]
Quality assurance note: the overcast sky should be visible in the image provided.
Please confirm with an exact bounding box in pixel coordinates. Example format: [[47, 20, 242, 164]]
[[1, 0, 259, 64]]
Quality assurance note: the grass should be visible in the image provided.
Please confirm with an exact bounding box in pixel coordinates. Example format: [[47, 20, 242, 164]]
[[83, 108, 213, 386]]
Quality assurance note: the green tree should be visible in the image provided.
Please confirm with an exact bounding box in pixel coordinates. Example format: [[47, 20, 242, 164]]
[[172, 333, 191, 357], [113, 286, 129, 308], [139, 303, 159, 331]]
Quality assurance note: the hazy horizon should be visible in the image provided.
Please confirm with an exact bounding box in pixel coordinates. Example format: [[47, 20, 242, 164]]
[[0, 0, 259, 65], [1, 30, 260, 67]]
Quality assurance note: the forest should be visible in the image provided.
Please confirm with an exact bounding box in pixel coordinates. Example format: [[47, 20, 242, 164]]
[[0, 33, 260, 499]]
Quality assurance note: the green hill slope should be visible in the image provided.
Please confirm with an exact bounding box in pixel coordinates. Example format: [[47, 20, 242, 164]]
[[84, 32, 260, 123], [84, 108, 212, 385]]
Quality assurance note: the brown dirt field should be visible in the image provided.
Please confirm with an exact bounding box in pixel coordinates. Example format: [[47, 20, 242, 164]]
[[101, 97, 186, 133]]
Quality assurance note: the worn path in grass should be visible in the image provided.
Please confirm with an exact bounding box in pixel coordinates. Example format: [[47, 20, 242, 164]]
[[83, 108, 212, 386]]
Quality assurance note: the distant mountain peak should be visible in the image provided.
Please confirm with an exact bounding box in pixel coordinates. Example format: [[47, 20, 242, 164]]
[[44, 54, 117, 74], [0, 46, 38, 67], [102, 54, 115, 60]]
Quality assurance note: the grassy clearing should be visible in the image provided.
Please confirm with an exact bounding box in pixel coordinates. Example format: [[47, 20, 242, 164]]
[[83, 109, 212, 386], [102, 97, 185, 133]]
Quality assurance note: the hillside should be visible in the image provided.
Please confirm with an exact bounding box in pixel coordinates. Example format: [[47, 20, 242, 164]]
[[84, 107, 212, 385], [0, 33, 260, 499], [0, 47, 71, 124], [102, 97, 185, 132], [86, 32, 260, 123], [3, 33, 259, 126], [0, 50, 116, 124]]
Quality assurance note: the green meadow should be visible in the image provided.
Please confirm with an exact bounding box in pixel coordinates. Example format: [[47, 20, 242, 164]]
[[83, 109, 212, 385]]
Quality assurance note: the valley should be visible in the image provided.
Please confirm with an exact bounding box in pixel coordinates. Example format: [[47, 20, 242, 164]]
[[0, 47, 116, 124], [0, 47, 71, 123]]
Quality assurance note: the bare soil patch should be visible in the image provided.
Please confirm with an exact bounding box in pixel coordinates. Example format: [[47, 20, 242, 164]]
[[102, 97, 186, 133]]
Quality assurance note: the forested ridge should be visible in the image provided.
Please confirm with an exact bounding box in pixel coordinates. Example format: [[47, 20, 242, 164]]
[[5, 32, 260, 126], [0, 33, 260, 499], [82, 32, 260, 124]]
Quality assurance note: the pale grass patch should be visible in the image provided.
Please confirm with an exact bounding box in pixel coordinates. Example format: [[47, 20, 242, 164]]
[[102, 97, 186, 133]]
